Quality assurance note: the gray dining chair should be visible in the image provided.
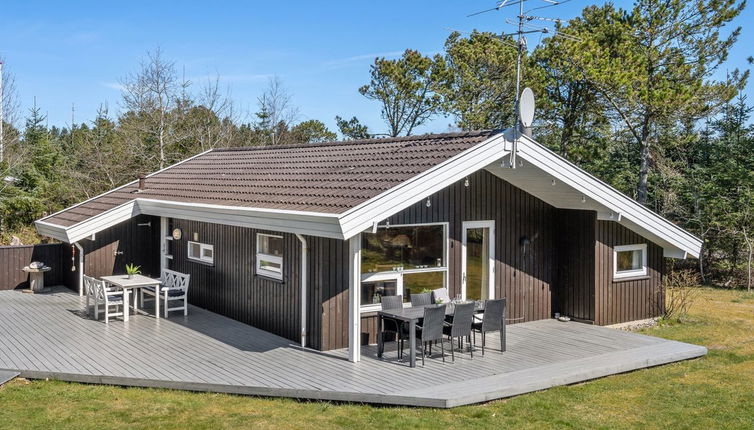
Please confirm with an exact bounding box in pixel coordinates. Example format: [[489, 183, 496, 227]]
[[379, 295, 406, 359], [413, 305, 447, 366], [443, 302, 475, 361], [472, 298, 507, 355], [410, 292, 433, 307]]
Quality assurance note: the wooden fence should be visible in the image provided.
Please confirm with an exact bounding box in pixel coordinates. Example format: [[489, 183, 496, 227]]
[[0, 243, 72, 291]]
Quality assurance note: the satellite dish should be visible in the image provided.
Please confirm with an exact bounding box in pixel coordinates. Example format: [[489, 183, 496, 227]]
[[518, 87, 535, 128]]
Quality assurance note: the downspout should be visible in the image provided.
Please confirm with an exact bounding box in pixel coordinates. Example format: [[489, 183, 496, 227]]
[[74, 242, 84, 295], [295, 234, 308, 348]]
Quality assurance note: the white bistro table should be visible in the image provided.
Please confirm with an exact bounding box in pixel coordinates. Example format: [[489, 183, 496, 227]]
[[101, 274, 162, 321]]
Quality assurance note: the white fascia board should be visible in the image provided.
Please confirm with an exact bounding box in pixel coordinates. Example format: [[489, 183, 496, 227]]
[[136, 199, 345, 239], [34, 220, 70, 242], [36, 148, 214, 224], [66, 201, 140, 243], [517, 134, 702, 258], [338, 133, 510, 239]]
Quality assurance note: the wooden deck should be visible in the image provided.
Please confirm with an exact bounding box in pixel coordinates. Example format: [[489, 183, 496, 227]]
[[0, 287, 707, 408]]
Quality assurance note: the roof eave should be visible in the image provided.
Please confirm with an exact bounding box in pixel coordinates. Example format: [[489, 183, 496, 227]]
[[36, 199, 347, 243], [515, 132, 702, 258]]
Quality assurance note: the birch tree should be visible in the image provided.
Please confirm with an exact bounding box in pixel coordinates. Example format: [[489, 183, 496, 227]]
[[120, 48, 189, 170]]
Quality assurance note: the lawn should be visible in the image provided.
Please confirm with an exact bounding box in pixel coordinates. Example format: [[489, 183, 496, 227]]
[[1, 288, 753, 429]]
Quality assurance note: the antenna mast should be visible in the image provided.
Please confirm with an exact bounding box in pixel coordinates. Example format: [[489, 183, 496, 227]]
[[511, 0, 525, 168], [467, 0, 573, 168]]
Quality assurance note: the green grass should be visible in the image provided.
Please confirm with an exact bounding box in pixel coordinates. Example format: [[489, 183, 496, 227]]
[[1, 288, 753, 429]]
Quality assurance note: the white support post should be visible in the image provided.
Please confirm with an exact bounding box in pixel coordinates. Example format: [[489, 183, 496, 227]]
[[74, 242, 84, 295], [295, 234, 308, 348], [160, 217, 168, 273], [347, 234, 361, 363]]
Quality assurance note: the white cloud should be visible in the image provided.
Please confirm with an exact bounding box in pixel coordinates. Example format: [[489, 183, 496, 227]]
[[322, 51, 405, 69], [101, 82, 123, 91]]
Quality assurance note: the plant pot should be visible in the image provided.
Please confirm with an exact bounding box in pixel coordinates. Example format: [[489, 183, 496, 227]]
[[127, 274, 134, 279]]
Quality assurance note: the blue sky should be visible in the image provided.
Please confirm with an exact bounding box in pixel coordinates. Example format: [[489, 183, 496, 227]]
[[1, 0, 752, 135]]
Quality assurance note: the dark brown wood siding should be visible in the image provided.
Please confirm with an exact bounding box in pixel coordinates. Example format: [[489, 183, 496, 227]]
[[306, 236, 349, 351], [313, 169, 557, 350], [0, 243, 68, 290], [77, 215, 161, 280], [169, 219, 304, 344], [594, 220, 664, 325], [552, 209, 597, 322]]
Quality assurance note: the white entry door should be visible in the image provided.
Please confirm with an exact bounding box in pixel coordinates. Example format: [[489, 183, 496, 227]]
[[461, 221, 495, 301]]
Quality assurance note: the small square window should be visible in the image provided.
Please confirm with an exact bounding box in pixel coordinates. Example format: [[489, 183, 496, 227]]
[[256, 233, 284, 280], [613, 244, 647, 280]]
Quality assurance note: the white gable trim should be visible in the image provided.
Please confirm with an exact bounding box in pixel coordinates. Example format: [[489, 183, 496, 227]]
[[515, 133, 701, 258], [338, 133, 510, 238], [35, 130, 701, 260]]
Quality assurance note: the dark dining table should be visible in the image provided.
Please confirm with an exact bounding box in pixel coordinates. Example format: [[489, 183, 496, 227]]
[[377, 302, 484, 368]]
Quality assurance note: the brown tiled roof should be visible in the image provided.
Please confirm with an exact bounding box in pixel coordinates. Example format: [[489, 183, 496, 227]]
[[42, 131, 497, 227]]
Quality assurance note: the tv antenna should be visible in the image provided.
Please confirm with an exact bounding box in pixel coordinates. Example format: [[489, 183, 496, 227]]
[[467, 0, 576, 168]]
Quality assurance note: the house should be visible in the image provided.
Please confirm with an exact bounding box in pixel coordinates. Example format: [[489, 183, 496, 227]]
[[35, 129, 702, 362]]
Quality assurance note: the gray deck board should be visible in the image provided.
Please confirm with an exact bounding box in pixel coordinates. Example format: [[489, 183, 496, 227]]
[[0, 287, 707, 407], [0, 369, 18, 386]]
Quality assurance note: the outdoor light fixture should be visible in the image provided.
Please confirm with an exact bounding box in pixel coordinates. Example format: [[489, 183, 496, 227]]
[[464, 177, 470, 187], [581, 195, 586, 203], [551, 179, 556, 186], [426, 197, 431, 207]]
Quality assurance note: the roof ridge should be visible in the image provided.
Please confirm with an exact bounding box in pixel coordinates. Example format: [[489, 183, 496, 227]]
[[211, 130, 500, 153]]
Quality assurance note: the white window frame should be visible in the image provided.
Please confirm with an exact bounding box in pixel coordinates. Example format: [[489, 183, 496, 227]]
[[256, 233, 284, 280], [461, 220, 495, 302], [359, 222, 449, 312], [187, 241, 214, 265], [613, 243, 648, 280]]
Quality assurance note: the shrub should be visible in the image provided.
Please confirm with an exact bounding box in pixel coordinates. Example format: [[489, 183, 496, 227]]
[[657, 270, 702, 322]]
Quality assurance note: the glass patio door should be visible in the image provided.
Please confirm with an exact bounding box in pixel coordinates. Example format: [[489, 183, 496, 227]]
[[462, 221, 495, 302]]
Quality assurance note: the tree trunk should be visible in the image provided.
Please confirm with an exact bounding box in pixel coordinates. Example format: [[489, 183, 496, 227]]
[[698, 241, 706, 284], [636, 115, 651, 205], [744, 229, 752, 293]]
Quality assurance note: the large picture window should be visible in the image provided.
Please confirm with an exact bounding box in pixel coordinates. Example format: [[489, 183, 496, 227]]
[[613, 243, 647, 280], [360, 224, 447, 310], [256, 233, 284, 280]]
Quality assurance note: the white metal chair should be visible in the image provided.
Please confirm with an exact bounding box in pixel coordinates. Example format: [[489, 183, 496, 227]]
[[84, 275, 124, 324], [141, 269, 191, 318]]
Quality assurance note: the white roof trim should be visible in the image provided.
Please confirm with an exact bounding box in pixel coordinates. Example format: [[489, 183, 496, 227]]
[[514, 132, 701, 258], [36, 149, 214, 225], [338, 133, 510, 238], [35, 130, 701, 259]]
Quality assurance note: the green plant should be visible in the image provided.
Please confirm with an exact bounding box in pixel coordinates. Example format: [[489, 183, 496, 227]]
[[655, 270, 702, 322], [125, 263, 141, 276]]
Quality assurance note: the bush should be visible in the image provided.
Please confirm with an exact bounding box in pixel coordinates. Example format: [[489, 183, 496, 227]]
[[658, 270, 702, 322]]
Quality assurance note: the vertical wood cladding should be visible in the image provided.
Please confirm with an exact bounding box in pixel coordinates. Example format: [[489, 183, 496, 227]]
[[307, 236, 349, 351], [78, 215, 160, 281], [0, 243, 67, 290], [552, 209, 597, 322], [169, 219, 303, 344], [315, 169, 557, 350], [594, 220, 664, 325]]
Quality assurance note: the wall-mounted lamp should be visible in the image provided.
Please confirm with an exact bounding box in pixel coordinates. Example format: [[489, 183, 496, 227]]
[[425, 197, 431, 208], [581, 195, 586, 203], [551, 179, 557, 186], [464, 177, 470, 187]]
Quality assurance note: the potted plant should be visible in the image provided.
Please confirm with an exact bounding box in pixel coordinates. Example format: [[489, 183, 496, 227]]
[[125, 263, 141, 279]]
